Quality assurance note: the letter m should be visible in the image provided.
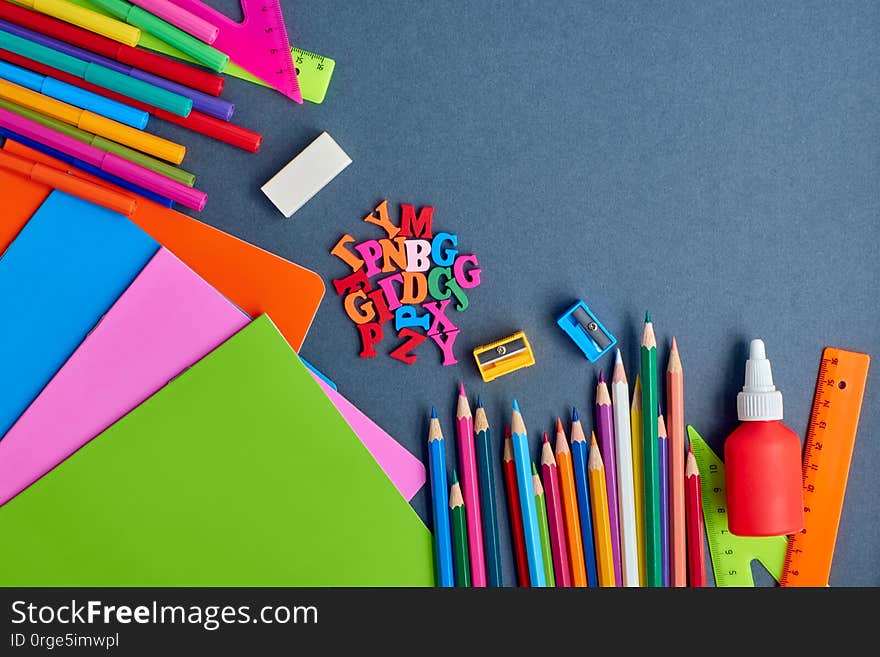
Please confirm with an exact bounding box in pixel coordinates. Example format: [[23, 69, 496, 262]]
[[397, 204, 434, 238]]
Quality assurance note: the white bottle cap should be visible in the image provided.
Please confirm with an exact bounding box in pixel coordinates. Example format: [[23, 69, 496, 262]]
[[737, 339, 784, 421]]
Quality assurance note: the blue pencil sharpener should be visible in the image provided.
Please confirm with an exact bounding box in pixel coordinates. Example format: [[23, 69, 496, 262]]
[[557, 300, 616, 362]]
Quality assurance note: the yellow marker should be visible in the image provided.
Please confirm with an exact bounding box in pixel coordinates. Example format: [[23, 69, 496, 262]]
[[588, 432, 616, 587], [13, 0, 141, 47], [0, 79, 185, 163], [630, 375, 647, 586]]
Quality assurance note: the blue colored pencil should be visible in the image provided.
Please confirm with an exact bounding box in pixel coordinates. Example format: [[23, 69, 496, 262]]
[[570, 407, 599, 587], [658, 407, 670, 587], [428, 406, 454, 587], [510, 399, 546, 587], [474, 397, 503, 586]]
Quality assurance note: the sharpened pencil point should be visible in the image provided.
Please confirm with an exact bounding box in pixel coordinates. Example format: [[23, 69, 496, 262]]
[[671, 336, 678, 352], [572, 406, 579, 422], [458, 382, 466, 397], [431, 405, 437, 419], [452, 469, 458, 483], [645, 310, 652, 323], [598, 370, 606, 383], [542, 432, 549, 444], [531, 461, 538, 475], [556, 417, 563, 433], [476, 395, 483, 408], [512, 399, 520, 414]]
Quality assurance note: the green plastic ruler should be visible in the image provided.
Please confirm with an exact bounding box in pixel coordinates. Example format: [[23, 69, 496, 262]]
[[687, 425, 788, 587]]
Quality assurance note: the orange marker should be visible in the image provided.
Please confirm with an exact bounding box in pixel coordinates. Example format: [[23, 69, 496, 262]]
[[554, 418, 587, 587], [0, 78, 185, 163], [667, 337, 686, 587], [0, 149, 135, 215]]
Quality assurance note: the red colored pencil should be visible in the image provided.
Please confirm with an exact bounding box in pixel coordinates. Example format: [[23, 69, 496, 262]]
[[685, 446, 706, 587], [0, 1, 224, 96], [503, 424, 529, 586], [0, 49, 261, 152], [541, 433, 571, 587]]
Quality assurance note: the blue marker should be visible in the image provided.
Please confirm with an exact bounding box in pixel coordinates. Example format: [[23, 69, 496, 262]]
[[0, 61, 149, 129]]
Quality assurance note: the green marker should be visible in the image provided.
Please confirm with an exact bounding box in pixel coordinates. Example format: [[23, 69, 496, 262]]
[[88, 0, 228, 72], [0, 31, 192, 117], [532, 462, 556, 587], [687, 426, 788, 587], [0, 98, 195, 186]]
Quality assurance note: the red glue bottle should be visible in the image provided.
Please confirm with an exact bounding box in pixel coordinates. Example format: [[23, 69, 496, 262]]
[[725, 339, 804, 537]]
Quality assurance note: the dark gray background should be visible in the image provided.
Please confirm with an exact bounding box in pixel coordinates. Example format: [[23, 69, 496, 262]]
[[157, 1, 878, 585]]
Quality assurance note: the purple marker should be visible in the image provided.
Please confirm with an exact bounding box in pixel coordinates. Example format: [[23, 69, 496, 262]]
[[595, 371, 622, 586], [0, 19, 233, 121]]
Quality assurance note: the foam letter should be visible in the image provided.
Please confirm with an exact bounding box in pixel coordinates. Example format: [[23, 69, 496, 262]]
[[343, 289, 376, 324], [354, 239, 384, 277], [376, 273, 404, 310], [390, 328, 427, 365], [379, 236, 408, 272], [423, 299, 458, 336], [428, 265, 472, 311], [395, 305, 431, 332], [453, 254, 482, 288], [430, 330, 459, 366], [333, 268, 372, 296], [398, 204, 434, 238], [431, 232, 458, 267], [358, 322, 383, 358], [400, 272, 428, 304], [404, 239, 432, 272], [367, 288, 394, 324], [363, 200, 399, 238], [330, 233, 364, 272]]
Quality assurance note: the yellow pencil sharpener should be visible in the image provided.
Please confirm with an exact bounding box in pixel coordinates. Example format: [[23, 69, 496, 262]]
[[473, 331, 536, 382]]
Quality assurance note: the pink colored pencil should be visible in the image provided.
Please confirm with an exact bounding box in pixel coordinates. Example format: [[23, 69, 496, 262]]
[[456, 383, 486, 587], [541, 433, 571, 587], [667, 337, 686, 587], [0, 106, 206, 210], [129, 0, 219, 44], [595, 372, 622, 586]]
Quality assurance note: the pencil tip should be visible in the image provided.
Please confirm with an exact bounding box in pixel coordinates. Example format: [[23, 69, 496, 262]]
[[572, 406, 579, 422], [645, 309, 652, 323], [542, 432, 549, 444], [671, 336, 678, 351], [430, 405, 437, 419], [452, 469, 458, 483], [598, 370, 606, 383], [458, 382, 466, 396], [556, 417, 563, 432], [512, 399, 520, 413], [615, 347, 622, 363], [531, 461, 538, 475], [476, 394, 483, 408]]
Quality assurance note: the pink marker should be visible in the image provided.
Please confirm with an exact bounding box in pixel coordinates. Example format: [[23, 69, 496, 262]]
[[129, 0, 220, 44], [0, 107, 207, 210], [456, 383, 486, 586]]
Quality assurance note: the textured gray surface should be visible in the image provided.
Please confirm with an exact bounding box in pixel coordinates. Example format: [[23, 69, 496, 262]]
[[159, 1, 878, 585]]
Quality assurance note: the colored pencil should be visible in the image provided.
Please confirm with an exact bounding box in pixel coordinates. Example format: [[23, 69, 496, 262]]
[[658, 407, 670, 587], [0, 19, 231, 120], [570, 408, 598, 587], [474, 398, 502, 586], [88, 0, 229, 72], [541, 433, 571, 587], [588, 432, 616, 587], [0, 78, 184, 162], [0, 106, 204, 209], [15, 0, 141, 46], [0, 96, 194, 185], [0, 146, 135, 215], [0, 1, 224, 95], [128, 0, 218, 44], [612, 350, 639, 586], [554, 418, 587, 587], [0, 25, 192, 117], [595, 372, 621, 586], [511, 400, 546, 587], [455, 384, 485, 587], [502, 424, 529, 586], [685, 446, 706, 587], [641, 311, 662, 586], [667, 337, 686, 587], [532, 462, 555, 587], [0, 48, 259, 151], [630, 376, 646, 586], [427, 406, 453, 587], [450, 473, 470, 587]]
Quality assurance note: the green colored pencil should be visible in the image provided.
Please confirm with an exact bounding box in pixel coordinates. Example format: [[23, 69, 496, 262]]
[[641, 311, 662, 586], [532, 462, 556, 587], [450, 472, 471, 587]]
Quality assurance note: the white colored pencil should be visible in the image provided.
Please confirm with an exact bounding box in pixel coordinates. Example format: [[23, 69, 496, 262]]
[[612, 349, 640, 587]]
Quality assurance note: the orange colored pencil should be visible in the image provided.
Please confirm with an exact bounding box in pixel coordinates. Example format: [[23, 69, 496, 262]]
[[588, 432, 616, 587], [667, 337, 686, 587], [554, 417, 587, 587]]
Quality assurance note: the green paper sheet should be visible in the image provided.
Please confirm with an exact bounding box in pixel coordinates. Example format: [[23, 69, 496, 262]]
[[0, 315, 434, 586]]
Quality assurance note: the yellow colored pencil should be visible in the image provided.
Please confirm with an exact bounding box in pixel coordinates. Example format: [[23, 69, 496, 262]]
[[588, 432, 616, 587], [554, 418, 587, 587], [631, 375, 646, 586], [14, 0, 142, 46]]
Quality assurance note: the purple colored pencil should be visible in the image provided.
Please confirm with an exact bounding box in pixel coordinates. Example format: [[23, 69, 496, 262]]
[[0, 19, 233, 120], [658, 407, 670, 587], [595, 372, 622, 586]]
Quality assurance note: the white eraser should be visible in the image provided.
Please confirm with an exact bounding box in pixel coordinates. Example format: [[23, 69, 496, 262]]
[[261, 132, 352, 218]]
